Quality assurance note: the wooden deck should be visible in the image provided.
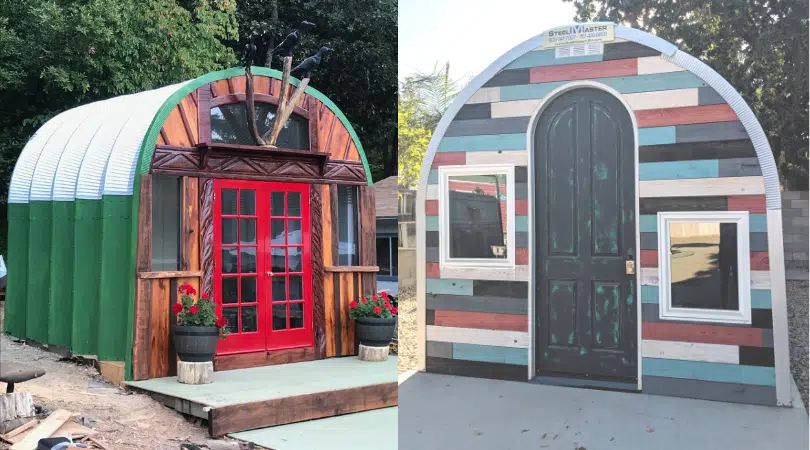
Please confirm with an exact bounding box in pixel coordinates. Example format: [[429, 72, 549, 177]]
[[126, 356, 398, 436]]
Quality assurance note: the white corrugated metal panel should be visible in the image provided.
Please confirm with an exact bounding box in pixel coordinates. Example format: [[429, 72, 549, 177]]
[[102, 82, 187, 196], [28, 103, 97, 201]]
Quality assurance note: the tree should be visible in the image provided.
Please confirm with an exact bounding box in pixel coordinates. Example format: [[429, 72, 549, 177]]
[[0, 0, 238, 253], [400, 62, 466, 131], [397, 96, 432, 190], [233, 0, 397, 181], [564, 0, 809, 189]]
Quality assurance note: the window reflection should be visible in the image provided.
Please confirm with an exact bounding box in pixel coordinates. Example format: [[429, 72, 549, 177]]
[[670, 222, 738, 311], [447, 174, 508, 259], [211, 103, 309, 150]]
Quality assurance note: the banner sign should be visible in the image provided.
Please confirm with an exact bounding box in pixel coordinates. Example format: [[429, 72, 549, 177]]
[[543, 23, 614, 48]]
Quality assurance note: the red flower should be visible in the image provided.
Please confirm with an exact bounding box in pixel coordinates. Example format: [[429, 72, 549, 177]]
[[215, 317, 226, 327], [391, 307, 397, 315], [189, 305, 199, 314], [349, 301, 359, 309], [380, 291, 389, 299], [178, 285, 186, 295], [201, 293, 209, 300], [373, 306, 382, 314], [372, 295, 378, 301], [172, 303, 184, 314], [383, 303, 392, 310], [187, 286, 196, 296], [360, 298, 368, 304]]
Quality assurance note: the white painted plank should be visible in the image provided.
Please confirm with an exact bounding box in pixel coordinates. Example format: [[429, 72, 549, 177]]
[[425, 184, 439, 200], [466, 87, 500, 104], [642, 268, 769, 289], [440, 265, 530, 282], [637, 56, 686, 75], [427, 325, 529, 348], [641, 339, 740, 364], [491, 99, 544, 118], [640, 268, 659, 286], [624, 88, 699, 111], [465, 150, 528, 166], [639, 177, 765, 198], [767, 210, 791, 406]]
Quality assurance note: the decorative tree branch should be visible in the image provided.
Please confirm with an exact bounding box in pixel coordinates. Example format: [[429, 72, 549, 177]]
[[245, 65, 265, 146], [266, 77, 309, 146], [263, 55, 293, 146]]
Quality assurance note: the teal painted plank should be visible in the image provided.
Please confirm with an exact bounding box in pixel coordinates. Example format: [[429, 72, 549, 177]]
[[453, 343, 529, 365], [437, 133, 527, 152], [428, 169, 439, 184], [504, 50, 602, 70], [641, 286, 658, 304], [639, 127, 676, 145], [426, 278, 473, 296], [642, 357, 776, 386], [499, 72, 707, 102], [426, 215, 439, 231], [639, 160, 719, 181], [640, 215, 658, 232], [751, 289, 772, 309], [515, 216, 529, 232], [750, 214, 767, 232]]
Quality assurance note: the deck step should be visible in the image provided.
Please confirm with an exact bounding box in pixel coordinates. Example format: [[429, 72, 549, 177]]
[[126, 356, 398, 436]]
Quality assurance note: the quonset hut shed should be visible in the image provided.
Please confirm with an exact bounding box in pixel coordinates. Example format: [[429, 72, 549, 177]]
[[6, 67, 378, 381], [415, 23, 793, 406]]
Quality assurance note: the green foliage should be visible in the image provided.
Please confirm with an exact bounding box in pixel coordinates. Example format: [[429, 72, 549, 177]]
[[234, 0, 397, 181], [565, 0, 809, 189], [349, 291, 397, 319], [398, 98, 432, 190]]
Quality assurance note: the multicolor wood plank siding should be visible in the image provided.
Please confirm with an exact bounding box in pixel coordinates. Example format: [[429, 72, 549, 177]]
[[422, 39, 777, 404]]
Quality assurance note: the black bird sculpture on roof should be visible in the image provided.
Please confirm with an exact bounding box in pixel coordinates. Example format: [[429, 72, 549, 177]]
[[273, 21, 315, 57], [290, 47, 330, 79], [243, 38, 257, 68]]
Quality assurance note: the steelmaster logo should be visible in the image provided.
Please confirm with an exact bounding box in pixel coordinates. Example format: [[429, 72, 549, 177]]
[[544, 23, 614, 48], [547, 24, 610, 37]]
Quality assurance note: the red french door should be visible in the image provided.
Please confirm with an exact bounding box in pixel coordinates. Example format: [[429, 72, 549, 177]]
[[213, 179, 313, 355]]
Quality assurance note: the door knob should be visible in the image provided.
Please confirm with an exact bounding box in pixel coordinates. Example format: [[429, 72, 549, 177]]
[[266, 271, 273, 277]]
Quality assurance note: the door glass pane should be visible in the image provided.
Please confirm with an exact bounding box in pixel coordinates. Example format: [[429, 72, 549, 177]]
[[239, 219, 256, 244], [670, 222, 738, 310], [272, 248, 285, 272], [271, 220, 285, 243], [447, 173, 508, 259], [240, 247, 257, 273], [221, 248, 238, 273], [240, 190, 256, 215], [287, 247, 302, 272], [272, 304, 287, 330], [241, 277, 256, 303], [272, 277, 287, 301], [222, 307, 238, 333], [222, 189, 238, 215], [377, 237, 391, 276], [222, 219, 237, 244], [221, 277, 238, 304], [290, 303, 304, 329], [288, 220, 302, 245], [241, 306, 258, 332], [271, 192, 285, 216], [289, 275, 303, 300], [287, 192, 301, 217]]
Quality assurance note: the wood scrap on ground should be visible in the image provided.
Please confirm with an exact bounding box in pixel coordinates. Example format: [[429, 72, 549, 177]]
[[4, 408, 104, 450]]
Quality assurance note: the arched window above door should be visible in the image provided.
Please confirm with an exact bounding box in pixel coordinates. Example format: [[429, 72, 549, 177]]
[[210, 102, 310, 150]]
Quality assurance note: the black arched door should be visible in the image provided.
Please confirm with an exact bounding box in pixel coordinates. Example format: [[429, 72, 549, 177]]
[[534, 88, 637, 382]]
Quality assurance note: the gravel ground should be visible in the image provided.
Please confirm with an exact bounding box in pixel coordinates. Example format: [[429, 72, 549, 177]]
[[398, 281, 810, 409]]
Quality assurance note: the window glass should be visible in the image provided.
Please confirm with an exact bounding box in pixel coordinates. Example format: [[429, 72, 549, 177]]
[[377, 237, 391, 276], [210, 103, 309, 150], [447, 174, 508, 259], [151, 175, 181, 270], [669, 222, 739, 310], [337, 186, 359, 265]]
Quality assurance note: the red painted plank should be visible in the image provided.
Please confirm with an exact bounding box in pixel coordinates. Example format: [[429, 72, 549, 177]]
[[642, 322, 764, 347], [431, 152, 466, 168], [516, 247, 529, 265], [750, 252, 770, 270], [640, 249, 658, 267], [515, 199, 528, 216], [728, 195, 767, 213], [433, 310, 528, 332], [530, 59, 637, 83], [425, 200, 439, 216], [636, 104, 738, 128], [426, 262, 440, 278]]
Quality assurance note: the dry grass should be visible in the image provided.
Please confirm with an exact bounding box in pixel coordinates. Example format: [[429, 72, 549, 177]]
[[397, 288, 418, 374]]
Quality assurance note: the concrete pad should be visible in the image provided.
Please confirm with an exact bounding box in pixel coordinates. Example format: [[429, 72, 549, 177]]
[[230, 407, 397, 449], [399, 372, 809, 450]]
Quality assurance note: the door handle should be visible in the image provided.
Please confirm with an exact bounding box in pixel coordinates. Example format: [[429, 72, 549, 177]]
[[626, 249, 635, 275], [266, 271, 273, 277]]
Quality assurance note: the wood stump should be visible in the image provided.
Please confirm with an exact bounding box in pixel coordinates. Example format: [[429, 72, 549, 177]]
[[0, 392, 35, 433], [358, 344, 389, 362], [177, 361, 213, 385]]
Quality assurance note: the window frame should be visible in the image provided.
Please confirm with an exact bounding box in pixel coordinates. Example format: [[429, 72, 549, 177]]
[[376, 233, 398, 281], [657, 210, 752, 324], [438, 164, 516, 268]]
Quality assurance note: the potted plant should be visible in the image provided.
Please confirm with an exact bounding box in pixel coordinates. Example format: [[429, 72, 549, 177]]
[[172, 283, 229, 362], [349, 291, 398, 348]]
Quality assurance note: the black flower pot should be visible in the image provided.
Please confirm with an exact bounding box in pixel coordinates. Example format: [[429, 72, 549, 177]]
[[173, 325, 219, 362], [355, 317, 397, 347]]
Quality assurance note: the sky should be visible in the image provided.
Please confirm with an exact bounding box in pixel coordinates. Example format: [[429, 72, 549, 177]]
[[398, 0, 576, 82]]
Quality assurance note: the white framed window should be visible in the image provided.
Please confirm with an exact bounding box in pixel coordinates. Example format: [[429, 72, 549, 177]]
[[438, 165, 515, 268], [657, 211, 751, 324]]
